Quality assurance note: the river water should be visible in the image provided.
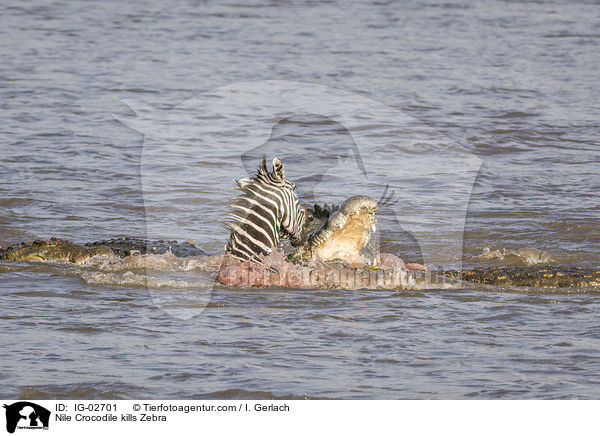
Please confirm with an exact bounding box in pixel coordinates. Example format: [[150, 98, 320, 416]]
[[1, 0, 599, 399]]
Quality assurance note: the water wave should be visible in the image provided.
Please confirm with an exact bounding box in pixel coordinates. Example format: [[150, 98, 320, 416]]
[[469, 247, 556, 266], [80, 270, 212, 289], [85, 251, 225, 273]]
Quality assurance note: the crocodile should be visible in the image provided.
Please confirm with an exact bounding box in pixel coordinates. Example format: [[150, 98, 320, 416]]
[[1, 203, 598, 290], [439, 266, 600, 288], [0, 237, 206, 265], [217, 195, 600, 290]]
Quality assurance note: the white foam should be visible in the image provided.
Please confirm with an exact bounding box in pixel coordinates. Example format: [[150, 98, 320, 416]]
[[85, 251, 227, 273], [472, 247, 555, 266], [80, 270, 212, 289]]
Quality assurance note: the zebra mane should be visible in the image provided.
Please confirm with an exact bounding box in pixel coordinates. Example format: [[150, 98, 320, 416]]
[[235, 157, 286, 189]]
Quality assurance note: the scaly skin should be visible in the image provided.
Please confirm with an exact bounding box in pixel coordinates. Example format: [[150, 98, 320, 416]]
[[0, 238, 113, 265], [440, 266, 600, 288], [0, 237, 206, 265]]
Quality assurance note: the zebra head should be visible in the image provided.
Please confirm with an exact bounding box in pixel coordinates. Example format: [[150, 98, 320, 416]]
[[226, 157, 305, 263], [266, 157, 306, 247]]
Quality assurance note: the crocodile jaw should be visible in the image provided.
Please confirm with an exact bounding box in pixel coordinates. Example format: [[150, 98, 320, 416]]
[[306, 196, 378, 267]]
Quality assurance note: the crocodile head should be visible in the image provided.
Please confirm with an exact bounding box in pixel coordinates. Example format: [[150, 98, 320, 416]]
[[0, 238, 114, 265], [292, 195, 379, 267]]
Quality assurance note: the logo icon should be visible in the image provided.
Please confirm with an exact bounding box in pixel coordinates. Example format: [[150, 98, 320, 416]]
[[3, 402, 50, 434]]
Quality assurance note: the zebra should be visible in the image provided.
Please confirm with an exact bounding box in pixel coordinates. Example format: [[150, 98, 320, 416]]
[[225, 157, 306, 264]]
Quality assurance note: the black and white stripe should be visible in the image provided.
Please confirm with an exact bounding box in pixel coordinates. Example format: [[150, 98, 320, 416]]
[[225, 157, 305, 263]]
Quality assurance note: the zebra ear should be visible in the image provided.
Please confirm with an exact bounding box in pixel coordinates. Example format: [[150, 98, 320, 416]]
[[272, 158, 285, 181], [259, 156, 268, 173]]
